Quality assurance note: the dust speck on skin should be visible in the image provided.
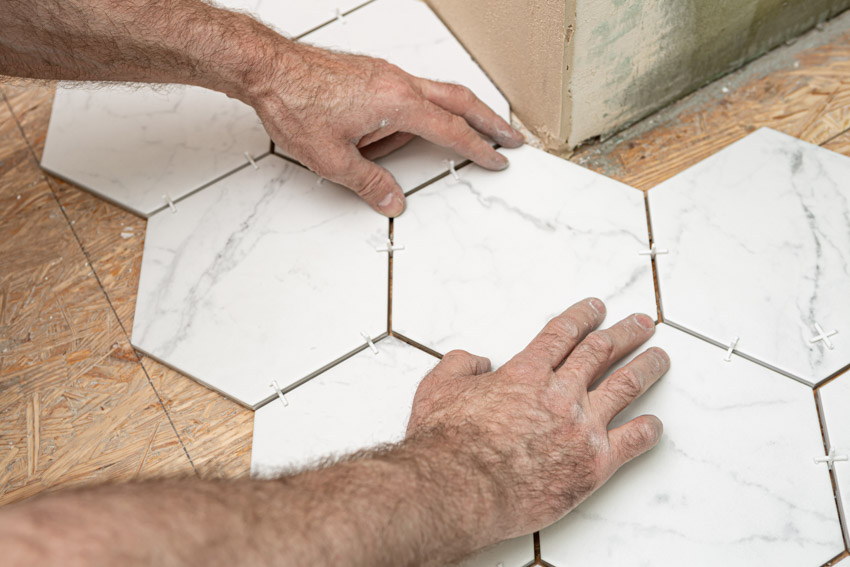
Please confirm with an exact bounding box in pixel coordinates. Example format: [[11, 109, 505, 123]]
[[379, 118, 389, 128]]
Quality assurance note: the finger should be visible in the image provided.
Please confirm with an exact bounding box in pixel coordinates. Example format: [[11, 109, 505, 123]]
[[404, 101, 509, 171], [608, 414, 663, 466], [558, 313, 656, 389], [437, 349, 492, 377], [589, 347, 670, 424], [324, 146, 406, 217], [517, 298, 606, 370], [359, 132, 416, 160], [416, 79, 524, 148]]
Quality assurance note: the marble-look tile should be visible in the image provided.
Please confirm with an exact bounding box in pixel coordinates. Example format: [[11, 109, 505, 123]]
[[819, 374, 850, 543], [291, 0, 511, 193], [393, 145, 656, 367], [217, 0, 370, 38], [250, 336, 436, 475], [251, 335, 534, 567], [540, 324, 843, 566], [459, 537, 535, 567], [649, 127, 850, 386], [131, 155, 388, 408], [41, 84, 269, 217]]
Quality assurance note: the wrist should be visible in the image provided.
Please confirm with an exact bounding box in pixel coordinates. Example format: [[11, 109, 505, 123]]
[[400, 429, 514, 552]]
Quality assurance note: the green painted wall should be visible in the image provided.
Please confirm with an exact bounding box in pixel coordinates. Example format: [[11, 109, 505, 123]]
[[569, 0, 850, 146]]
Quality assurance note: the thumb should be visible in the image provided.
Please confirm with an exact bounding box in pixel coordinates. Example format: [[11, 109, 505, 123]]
[[332, 146, 406, 217]]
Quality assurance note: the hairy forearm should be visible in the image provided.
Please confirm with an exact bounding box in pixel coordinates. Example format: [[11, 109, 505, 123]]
[[0, 435, 505, 567], [0, 0, 280, 101]]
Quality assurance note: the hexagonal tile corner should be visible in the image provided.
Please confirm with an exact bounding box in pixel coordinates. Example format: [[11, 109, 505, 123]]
[[649, 127, 850, 386], [392, 144, 657, 366], [251, 333, 535, 567], [131, 154, 388, 408], [540, 323, 844, 566]]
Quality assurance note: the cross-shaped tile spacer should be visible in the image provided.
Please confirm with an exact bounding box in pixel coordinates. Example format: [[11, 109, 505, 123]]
[[809, 322, 838, 350], [638, 244, 669, 260], [269, 380, 289, 407], [813, 447, 849, 470], [376, 239, 405, 256], [723, 336, 740, 362], [360, 332, 379, 355]]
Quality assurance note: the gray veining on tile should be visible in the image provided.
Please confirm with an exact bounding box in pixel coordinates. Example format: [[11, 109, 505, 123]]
[[649, 127, 850, 386], [393, 145, 656, 367], [42, 84, 269, 217], [132, 155, 388, 408], [540, 324, 843, 566]]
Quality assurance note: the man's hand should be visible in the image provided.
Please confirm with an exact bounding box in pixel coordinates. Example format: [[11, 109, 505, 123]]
[[407, 297, 669, 543], [0, 298, 668, 566], [245, 42, 525, 217]]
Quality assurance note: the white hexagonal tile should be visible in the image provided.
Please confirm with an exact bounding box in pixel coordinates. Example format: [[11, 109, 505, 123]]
[[291, 0, 511, 193], [218, 0, 371, 38], [251, 334, 534, 567], [42, 84, 269, 217], [818, 373, 850, 544], [392, 145, 656, 367], [251, 336, 437, 476], [131, 155, 388, 408], [460, 537, 535, 567], [649, 127, 850, 386], [540, 324, 843, 566]]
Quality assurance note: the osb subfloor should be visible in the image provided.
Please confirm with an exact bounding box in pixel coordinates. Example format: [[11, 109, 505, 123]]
[[1, 28, 849, 563]]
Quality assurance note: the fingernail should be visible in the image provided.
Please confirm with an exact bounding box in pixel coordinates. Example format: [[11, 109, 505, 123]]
[[497, 155, 510, 171], [589, 298, 605, 315], [378, 192, 404, 217], [634, 314, 655, 330]]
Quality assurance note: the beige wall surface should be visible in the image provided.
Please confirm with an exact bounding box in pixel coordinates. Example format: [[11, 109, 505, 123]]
[[428, 0, 850, 148], [426, 0, 573, 146]]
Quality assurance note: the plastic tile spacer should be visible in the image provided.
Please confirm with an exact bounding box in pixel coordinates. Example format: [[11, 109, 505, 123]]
[[723, 336, 740, 362], [244, 152, 259, 170], [375, 239, 405, 256], [809, 322, 838, 350], [360, 332, 379, 355], [335, 8, 346, 24], [269, 380, 290, 407], [638, 244, 669, 260], [162, 193, 177, 214], [813, 448, 849, 470]]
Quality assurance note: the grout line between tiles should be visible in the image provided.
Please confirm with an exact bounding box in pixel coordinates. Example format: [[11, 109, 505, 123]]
[[533, 531, 541, 563], [1, 94, 199, 475], [815, 362, 850, 390], [816, 389, 850, 550], [148, 151, 273, 216], [250, 331, 391, 411], [389, 331, 444, 359], [387, 218, 394, 334], [643, 190, 663, 322], [662, 319, 815, 387], [823, 549, 849, 566]]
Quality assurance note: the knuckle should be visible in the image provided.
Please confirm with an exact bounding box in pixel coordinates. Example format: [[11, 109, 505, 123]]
[[611, 368, 644, 400], [582, 331, 615, 363], [356, 168, 391, 201], [547, 316, 581, 340], [443, 349, 472, 363]]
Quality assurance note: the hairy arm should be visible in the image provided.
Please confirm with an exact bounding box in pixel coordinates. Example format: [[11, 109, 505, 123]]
[[0, 0, 524, 216], [0, 299, 669, 566]]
